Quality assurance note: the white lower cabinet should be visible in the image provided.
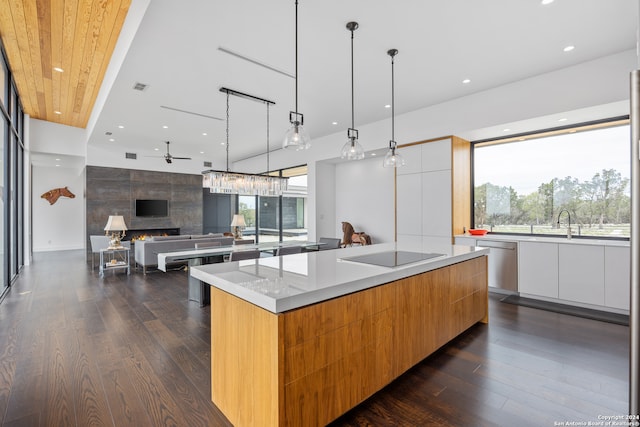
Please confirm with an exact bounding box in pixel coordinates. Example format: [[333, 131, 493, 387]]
[[454, 237, 476, 247], [604, 246, 630, 310], [459, 235, 629, 312], [518, 241, 558, 298], [558, 244, 604, 306]]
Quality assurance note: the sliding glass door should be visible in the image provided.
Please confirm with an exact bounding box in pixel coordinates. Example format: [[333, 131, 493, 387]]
[[281, 171, 307, 241], [0, 42, 26, 298], [0, 114, 5, 294], [228, 166, 308, 244], [238, 195, 256, 240]]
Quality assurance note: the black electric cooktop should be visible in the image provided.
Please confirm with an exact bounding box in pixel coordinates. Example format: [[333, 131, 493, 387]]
[[341, 251, 444, 268]]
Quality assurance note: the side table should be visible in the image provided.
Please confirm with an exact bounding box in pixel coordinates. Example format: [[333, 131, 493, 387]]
[[99, 247, 130, 277]]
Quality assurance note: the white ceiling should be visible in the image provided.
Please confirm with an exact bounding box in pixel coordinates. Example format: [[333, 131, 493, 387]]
[[87, 0, 638, 167]]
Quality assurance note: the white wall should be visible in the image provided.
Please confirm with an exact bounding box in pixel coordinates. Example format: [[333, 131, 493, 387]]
[[23, 115, 32, 264], [32, 165, 86, 252], [310, 161, 336, 241], [335, 156, 395, 244], [30, 119, 86, 157]]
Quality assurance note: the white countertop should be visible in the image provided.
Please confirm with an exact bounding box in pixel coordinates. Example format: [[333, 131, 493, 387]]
[[190, 242, 489, 313], [156, 240, 321, 271], [455, 233, 629, 247]]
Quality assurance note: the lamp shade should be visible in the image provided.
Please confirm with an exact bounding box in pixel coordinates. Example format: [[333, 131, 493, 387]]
[[341, 139, 365, 160], [283, 121, 311, 150], [104, 215, 128, 231], [230, 214, 246, 227], [383, 146, 406, 168]]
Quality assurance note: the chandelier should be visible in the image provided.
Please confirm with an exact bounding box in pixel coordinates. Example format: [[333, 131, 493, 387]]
[[203, 170, 288, 196], [202, 88, 288, 196]]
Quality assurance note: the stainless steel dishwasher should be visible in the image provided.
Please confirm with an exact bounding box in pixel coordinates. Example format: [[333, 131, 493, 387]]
[[476, 240, 518, 292]]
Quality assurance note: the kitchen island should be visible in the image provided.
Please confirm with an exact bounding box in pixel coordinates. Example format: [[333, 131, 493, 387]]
[[191, 242, 489, 426]]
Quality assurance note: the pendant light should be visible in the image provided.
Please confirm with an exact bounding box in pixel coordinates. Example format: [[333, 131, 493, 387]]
[[341, 21, 365, 161], [383, 49, 405, 168], [283, 0, 311, 150], [202, 88, 288, 196]]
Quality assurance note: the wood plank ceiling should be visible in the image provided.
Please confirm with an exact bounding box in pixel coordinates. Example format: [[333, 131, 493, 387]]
[[0, 0, 131, 128]]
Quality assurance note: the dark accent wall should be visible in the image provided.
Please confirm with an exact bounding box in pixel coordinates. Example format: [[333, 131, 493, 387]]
[[202, 191, 236, 235], [259, 197, 302, 229], [86, 166, 203, 251]]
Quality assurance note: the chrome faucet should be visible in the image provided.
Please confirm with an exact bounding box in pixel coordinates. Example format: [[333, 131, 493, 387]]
[[557, 209, 572, 239]]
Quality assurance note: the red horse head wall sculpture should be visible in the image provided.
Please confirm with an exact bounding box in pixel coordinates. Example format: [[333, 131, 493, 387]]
[[41, 186, 75, 205]]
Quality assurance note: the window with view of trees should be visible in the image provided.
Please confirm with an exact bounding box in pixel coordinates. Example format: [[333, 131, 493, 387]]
[[473, 121, 630, 238]]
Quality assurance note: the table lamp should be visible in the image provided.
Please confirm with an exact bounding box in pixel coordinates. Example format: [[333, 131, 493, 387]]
[[230, 214, 246, 240], [104, 215, 128, 249]]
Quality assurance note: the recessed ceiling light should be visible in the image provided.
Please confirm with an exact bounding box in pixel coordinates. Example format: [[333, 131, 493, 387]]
[[53, 67, 64, 73], [54, 111, 61, 115], [541, 0, 554, 5], [162, 125, 168, 129], [331, 121, 338, 125], [202, 132, 207, 136], [462, 79, 471, 84], [109, 138, 115, 142], [563, 45, 575, 52], [503, 128, 511, 132], [154, 148, 159, 151], [220, 142, 225, 146], [384, 104, 391, 109], [200, 151, 205, 154], [118, 125, 124, 129], [55, 158, 61, 161], [371, 153, 377, 156], [55, 164, 60, 167], [558, 118, 568, 122]]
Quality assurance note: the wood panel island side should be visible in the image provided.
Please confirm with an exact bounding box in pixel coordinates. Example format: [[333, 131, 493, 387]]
[[190, 243, 489, 427]]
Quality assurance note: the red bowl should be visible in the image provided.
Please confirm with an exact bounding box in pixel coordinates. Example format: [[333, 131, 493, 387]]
[[468, 229, 488, 236]]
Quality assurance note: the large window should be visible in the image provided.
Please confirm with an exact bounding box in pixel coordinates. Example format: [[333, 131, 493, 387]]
[[238, 165, 308, 243], [473, 120, 630, 238]]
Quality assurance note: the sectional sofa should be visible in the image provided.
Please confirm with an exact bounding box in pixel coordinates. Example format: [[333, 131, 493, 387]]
[[134, 234, 234, 274]]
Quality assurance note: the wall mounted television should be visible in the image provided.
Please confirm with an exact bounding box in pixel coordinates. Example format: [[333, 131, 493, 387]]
[[135, 199, 169, 217]]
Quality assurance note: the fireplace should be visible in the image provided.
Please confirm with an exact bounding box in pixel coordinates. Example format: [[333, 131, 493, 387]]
[[123, 227, 181, 242]]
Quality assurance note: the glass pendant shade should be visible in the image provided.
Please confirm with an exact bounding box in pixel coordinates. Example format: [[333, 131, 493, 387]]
[[283, 121, 311, 150], [341, 138, 365, 160], [383, 144, 405, 168]]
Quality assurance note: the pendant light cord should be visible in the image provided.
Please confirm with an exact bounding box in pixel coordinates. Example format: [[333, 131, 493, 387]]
[[295, 0, 299, 115], [226, 91, 230, 172], [350, 27, 355, 132], [266, 103, 270, 173], [391, 53, 395, 148]]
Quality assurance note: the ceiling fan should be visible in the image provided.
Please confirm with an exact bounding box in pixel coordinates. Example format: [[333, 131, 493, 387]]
[[158, 141, 191, 164]]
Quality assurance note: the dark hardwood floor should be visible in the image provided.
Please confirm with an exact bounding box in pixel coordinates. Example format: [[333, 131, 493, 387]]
[[0, 250, 629, 426]]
